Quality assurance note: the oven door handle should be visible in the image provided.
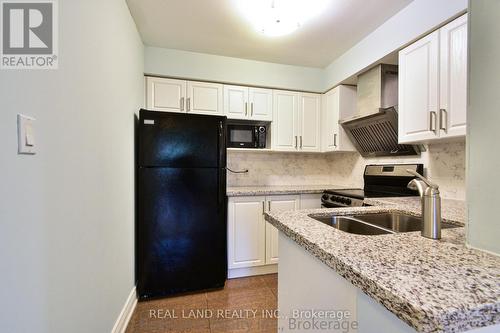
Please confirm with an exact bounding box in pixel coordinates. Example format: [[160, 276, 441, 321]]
[[321, 201, 343, 208]]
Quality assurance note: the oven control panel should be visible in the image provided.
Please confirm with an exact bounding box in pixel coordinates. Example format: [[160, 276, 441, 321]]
[[321, 193, 364, 208]]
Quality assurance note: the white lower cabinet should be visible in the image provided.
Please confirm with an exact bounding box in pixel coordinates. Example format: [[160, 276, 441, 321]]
[[227, 196, 266, 269], [299, 193, 323, 209], [227, 193, 309, 276], [265, 195, 300, 264]]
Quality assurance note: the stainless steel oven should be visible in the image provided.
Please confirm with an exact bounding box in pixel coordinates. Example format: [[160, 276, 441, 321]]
[[227, 124, 266, 148], [321, 164, 423, 208]]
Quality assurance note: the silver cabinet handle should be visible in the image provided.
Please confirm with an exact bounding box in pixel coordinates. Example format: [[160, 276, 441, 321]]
[[245, 102, 248, 116], [300, 136, 303, 149], [262, 201, 265, 213], [429, 111, 437, 132], [268, 201, 271, 211], [333, 133, 337, 147], [187, 98, 191, 111], [180, 97, 185, 111], [251, 102, 254, 116], [295, 136, 298, 149], [439, 109, 447, 132]]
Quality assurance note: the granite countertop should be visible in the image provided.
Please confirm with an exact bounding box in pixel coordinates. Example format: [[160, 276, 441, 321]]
[[226, 184, 344, 196], [265, 197, 500, 333]]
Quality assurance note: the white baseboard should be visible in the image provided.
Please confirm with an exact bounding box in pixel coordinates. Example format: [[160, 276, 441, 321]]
[[111, 286, 137, 333], [228, 264, 278, 278]]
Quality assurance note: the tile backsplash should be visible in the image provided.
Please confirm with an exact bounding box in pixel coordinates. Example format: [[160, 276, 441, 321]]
[[227, 139, 466, 200]]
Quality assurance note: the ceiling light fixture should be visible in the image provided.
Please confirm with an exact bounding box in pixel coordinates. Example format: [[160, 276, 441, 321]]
[[235, 0, 331, 37]]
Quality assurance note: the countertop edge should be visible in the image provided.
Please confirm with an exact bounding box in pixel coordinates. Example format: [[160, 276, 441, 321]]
[[226, 185, 341, 197], [264, 213, 432, 332], [264, 207, 499, 333]]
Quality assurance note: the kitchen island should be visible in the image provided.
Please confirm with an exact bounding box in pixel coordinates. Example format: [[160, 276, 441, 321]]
[[264, 198, 500, 333]]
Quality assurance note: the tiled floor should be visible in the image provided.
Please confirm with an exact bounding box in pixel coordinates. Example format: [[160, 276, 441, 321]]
[[126, 274, 278, 333]]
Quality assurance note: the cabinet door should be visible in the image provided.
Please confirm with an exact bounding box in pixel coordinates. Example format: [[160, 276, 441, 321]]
[[146, 77, 186, 113], [322, 88, 338, 151], [322, 86, 357, 152], [336, 86, 357, 151], [249, 87, 273, 121], [298, 93, 321, 152], [398, 30, 440, 143], [265, 195, 300, 264], [224, 85, 248, 120], [186, 81, 223, 116], [439, 14, 467, 138], [228, 196, 266, 269], [299, 194, 322, 209], [272, 90, 299, 151]]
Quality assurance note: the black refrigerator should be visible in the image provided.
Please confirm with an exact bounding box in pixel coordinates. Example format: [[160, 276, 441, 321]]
[[136, 109, 227, 300]]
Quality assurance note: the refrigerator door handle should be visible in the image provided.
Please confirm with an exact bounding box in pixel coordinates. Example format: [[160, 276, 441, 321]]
[[218, 120, 226, 168], [218, 168, 226, 208]]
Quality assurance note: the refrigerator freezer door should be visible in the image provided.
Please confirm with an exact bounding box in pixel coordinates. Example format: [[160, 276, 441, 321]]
[[137, 167, 227, 299], [138, 110, 226, 168]]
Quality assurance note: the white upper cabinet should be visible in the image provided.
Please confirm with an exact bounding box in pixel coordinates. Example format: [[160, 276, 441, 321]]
[[272, 90, 321, 152], [146, 77, 186, 113], [146, 77, 222, 115], [224, 85, 248, 120], [321, 85, 357, 152], [272, 90, 299, 151], [439, 14, 467, 138], [249, 87, 273, 121], [224, 85, 273, 121], [186, 81, 223, 116], [399, 14, 467, 144], [298, 93, 321, 152], [399, 30, 440, 143]]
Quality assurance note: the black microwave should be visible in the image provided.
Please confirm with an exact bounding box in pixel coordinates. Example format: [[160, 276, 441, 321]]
[[227, 124, 267, 148]]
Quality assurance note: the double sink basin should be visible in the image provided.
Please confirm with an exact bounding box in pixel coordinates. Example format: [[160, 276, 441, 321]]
[[309, 212, 459, 235]]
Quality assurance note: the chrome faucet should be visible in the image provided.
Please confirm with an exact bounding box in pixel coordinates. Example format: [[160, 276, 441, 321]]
[[406, 169, 442, 239]]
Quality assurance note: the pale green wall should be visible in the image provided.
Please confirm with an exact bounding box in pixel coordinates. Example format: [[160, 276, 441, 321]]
[[467, 0, 500, 255], [322, 0, 467, 90], [0, 0, 144, 331], [145, 46, 324, 92]]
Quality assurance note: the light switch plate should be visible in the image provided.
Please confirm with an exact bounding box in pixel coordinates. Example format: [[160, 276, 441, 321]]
[[17, 114, 36, 154]]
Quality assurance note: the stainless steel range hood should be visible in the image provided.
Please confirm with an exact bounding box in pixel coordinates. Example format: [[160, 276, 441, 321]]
[[340, 64, 422, 157]]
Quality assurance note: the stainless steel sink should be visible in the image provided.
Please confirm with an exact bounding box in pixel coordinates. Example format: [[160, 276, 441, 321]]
[[352, 213, 459, 232], [311, 216, 392, 235], [309, 212, 459, 235]]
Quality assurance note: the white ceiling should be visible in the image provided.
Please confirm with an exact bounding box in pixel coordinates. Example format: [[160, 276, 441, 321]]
[[127, 0, 413, 68]]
